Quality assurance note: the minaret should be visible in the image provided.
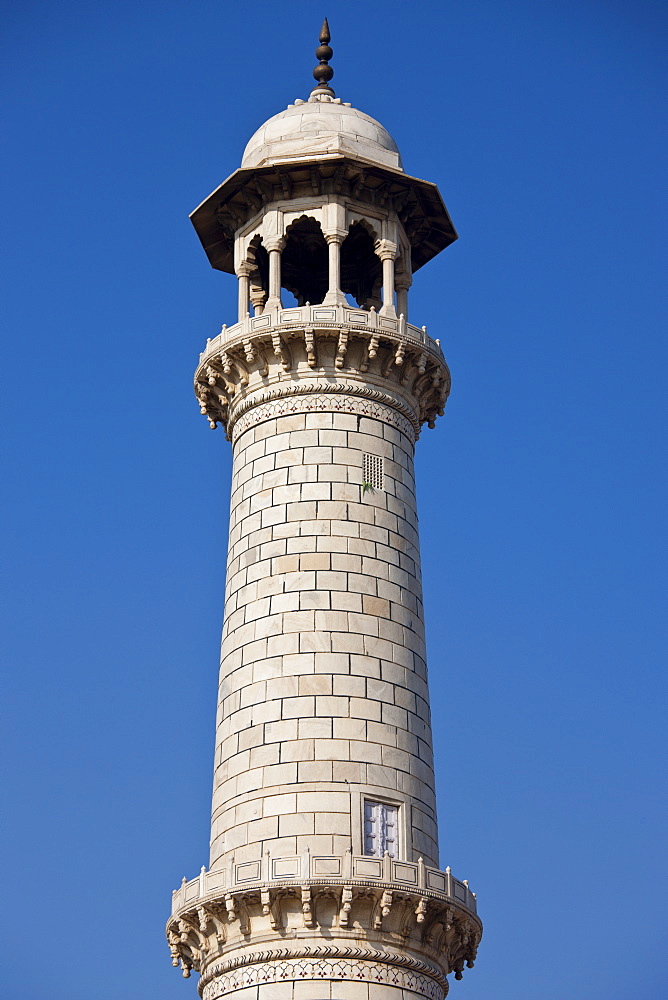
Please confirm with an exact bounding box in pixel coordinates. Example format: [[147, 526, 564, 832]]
[[168, 22, 482, 1000]]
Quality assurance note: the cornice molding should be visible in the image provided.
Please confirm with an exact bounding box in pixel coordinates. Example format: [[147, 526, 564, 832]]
[[167, 878, 481, 995], [194, 315, 450, 440]]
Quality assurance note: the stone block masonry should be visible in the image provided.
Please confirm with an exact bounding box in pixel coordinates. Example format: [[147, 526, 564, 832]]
[[211, 406, 438, 873], [169, 312, 481, 997]]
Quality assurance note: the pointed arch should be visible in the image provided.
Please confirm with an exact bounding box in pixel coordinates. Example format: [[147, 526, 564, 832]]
[[245, 234, 269, 303], [340, 220, 383, 309], [281, 215, 328, 305]]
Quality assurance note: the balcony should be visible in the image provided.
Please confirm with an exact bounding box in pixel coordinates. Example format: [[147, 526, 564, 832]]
[[171, 849, 477, 918], [198, 302, 444, 369]]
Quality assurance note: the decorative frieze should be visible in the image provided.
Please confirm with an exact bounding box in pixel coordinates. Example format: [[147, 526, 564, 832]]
[[194, 306, 450, 439], [167, 875, 481, 997], [229, 388, 416, 445], [201, 957, 445, 1000]]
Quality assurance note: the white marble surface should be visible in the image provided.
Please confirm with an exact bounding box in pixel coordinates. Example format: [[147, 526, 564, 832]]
[[242, 98, 403, 171]]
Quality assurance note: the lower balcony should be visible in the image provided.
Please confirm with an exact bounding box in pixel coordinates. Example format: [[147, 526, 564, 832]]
[[171, 849, 477, 918]]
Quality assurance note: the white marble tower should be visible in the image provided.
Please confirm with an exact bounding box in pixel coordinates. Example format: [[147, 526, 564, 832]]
[[168, 22, 482, 1000]]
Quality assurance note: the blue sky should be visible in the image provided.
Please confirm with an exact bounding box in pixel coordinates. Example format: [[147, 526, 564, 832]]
[[1, 1, 665, 998]]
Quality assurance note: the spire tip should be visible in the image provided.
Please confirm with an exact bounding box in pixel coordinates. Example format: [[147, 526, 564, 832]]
[[311, 17, 335, 97]]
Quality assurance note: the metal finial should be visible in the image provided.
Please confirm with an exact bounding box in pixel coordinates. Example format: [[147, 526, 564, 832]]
[[311, 18, 335, 97]]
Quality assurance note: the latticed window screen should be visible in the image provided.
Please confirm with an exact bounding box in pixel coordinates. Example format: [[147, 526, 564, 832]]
[[363, 453, 384, 491], [363, 800, 399, 858]]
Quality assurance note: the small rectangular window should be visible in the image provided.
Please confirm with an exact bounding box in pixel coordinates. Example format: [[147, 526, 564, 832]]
[[363, 453, 384, 491], [364, 799, 399, 858]]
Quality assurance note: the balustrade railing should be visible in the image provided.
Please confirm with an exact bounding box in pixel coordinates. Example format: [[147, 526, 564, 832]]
[[199, 303, 443, 365], [172, 851, 476, 916]]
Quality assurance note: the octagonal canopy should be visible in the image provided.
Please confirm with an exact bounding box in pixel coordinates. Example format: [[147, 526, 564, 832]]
[[191, 93, 457, 276], [242, 99, 403, 172]]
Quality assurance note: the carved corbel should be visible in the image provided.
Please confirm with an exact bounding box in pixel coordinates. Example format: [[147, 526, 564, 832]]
[[175, 916, 204, 978], [422, 904, 448, 947], [271, 332, 291, 371], [197, 905, 210, 933], [373, 888, 393, 930], [279, 172, 292, 199], [224, 893, 236, 922], [229, 350, 250, 386], [348, 169, 365, 199], [397, 344, 413, 386], [218, 351, 232, 375], [358, 331, 374, 373], [301, 886, 315, 928], [339, 885, 353, 928], [412, 369, 433, 402], [375, 181, 391, 207], [167, 926, 181, 967], [236, 896, 252, 935], [415, 897, 428, 923], [335, 329, 348, 368], [239, 912, 250, 935], [304, 330, 316, 367], [194, 382, 210, 414], [260, 887, 281, 930]]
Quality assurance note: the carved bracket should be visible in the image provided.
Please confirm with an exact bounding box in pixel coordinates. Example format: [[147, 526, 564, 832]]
[[168, 878, 481, 993], [193, 319, 450, 438]]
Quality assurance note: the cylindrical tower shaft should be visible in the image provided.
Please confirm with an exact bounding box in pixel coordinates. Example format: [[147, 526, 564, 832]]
[[212, 404, 438, 874], [169, 309, 481, 998]]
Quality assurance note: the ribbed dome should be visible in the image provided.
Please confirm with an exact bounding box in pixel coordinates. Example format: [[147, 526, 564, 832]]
[[241, 98, 403, 172]]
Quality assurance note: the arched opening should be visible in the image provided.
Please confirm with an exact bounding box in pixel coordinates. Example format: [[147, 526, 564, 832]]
[[340, 222, 382, 309], [281, 216, 328, 305], [247, 235, 269, 311]]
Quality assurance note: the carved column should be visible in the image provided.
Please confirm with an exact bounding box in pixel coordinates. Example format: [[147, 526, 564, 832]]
[[263, 236, 285, 310], [249, 280, 267, 316], [236, 261, 252, 322], [322, 229, 347, 306], [376, 239, 398, 317], [396, 270, 413, 323]]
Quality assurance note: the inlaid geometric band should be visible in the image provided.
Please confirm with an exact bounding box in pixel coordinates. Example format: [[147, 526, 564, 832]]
[[201, 955, 447, 999], [230, 384, 418, 446]]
